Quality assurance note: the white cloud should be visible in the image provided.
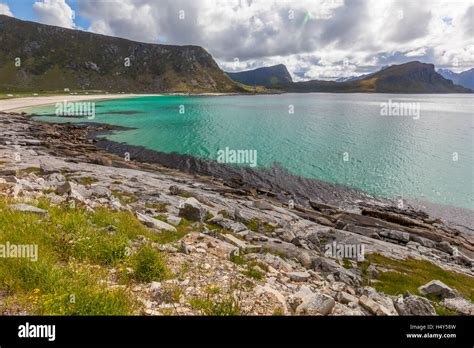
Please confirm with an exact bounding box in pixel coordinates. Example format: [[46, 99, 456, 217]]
[[0, 3, 13, 16], [406, 47, 427, 57], [33, 0, 75, 29], [43, 0, 474, 79]]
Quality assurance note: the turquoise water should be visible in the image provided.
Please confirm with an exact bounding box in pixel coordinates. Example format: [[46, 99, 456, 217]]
[[25, 94, 474, 210]]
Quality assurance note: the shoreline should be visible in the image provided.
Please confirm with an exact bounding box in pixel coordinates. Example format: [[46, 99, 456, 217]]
[[93, 130, 474, 236], [8, 111, 474, 250], [0, 110, 473, 316], [26, 110, 474, 235], [0, 92, 266, 112]]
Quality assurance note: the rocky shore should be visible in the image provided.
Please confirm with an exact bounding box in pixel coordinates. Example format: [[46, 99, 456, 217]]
[[0, 111, 473, 316]]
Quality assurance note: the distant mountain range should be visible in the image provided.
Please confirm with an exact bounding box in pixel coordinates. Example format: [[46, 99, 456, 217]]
[[226, 64, 293, 87], [438, 68, 474, 90], [0, 15, 471, 94], [0, 15, 244, 93], [228, 62, 472, 93]]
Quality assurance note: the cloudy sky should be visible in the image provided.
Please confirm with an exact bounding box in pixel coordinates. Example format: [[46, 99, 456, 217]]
[[1, 0, 472, 81]]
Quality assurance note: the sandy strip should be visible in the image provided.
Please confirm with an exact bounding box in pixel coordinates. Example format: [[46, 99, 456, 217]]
[[0, 94, 161, 112]]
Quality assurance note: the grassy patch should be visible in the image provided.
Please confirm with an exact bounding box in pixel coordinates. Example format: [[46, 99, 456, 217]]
[[241, 267, 264, 281], [188, 285, 241, 316], [245, 218, 276, 233], [360, 254, 474, 301], [153, 219, 193, 244], [145, 202, 168, 213], [111, 190, 138, 205], [129, 246, 169, 283], [261, 248, 289, 260], [0, 197, 139, 315], [18, 167, 40, 176], [75, 176, 99, 186]]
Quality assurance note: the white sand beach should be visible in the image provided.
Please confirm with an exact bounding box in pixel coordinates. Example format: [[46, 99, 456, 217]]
[[0, 94, 160, 112]]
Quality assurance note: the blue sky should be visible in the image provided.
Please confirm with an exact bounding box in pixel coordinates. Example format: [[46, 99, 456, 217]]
[[3, 0, 90, 29], [1, 0, 472, 80]]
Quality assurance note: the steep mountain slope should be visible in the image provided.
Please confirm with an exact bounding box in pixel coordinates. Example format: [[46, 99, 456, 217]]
[[438, 68, 474, 90], [0, 15, 244, 93], [226, 64, 293, 87]]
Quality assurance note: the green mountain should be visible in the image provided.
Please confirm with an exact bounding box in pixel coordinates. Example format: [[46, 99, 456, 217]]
[[0, 15, 244, 93], [231, 62, 471, 93], [226, 64, 293, 87]]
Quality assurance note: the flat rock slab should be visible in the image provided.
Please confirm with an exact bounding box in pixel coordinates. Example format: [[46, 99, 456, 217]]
[[136, 212, 177, 232], [9, 204, 48, 215], [287, 271, 311, 282]]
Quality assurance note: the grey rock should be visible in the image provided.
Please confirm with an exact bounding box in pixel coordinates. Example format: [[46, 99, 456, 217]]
[[418, 280, 457, 299], [10, 203, 48, 215], [378, 229, 410, 243], [166, 215, 182, 226], [410, 235, 436, 249], [40, 162, 59, 175], [178, 197, 207, 222], [136, 212, 177, 232], [337, 291, 359, 305], [288, 285, 313, 311], [394, 294, 436, 315], [297, 293, 335, 315], [90, 185, 112, 198], [253, 200, 273, 210], [436, 241, 454, 255], [440, 297, 474, 315], [169, 185, 183, 195], [287, 271, 311, 282], [276, 228, 296, 243]]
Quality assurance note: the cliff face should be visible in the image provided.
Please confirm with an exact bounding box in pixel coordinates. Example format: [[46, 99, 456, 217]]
[[227, 64, 293, 87], [362, 61, 472, 93], [0, 15, 243, 93]]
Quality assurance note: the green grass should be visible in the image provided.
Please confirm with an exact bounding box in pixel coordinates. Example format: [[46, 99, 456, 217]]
[[245, 218, 276, 233], [188, 285, 241, 316], [111, 190, 138, 205], [152, 219, 193, 244], [241, 267, 265, 281], [18, 167, 40, 176], [75, 176, 99, 186], [0, 197, 141, 315], [360, 254, 474, 302], [145, 202, 168, 213], [129, 246, 169, 283]]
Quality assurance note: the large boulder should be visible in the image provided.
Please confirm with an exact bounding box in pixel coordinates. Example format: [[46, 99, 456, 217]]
[[136, 212, 177, 232], [287, 271, 311, 282], [394, 294, 436, 315], [418, 280, 457, 299], [178, 197, 207, 222], [296, 293, 335, 315], [378, 229, 410, 243], [440, 297, 474, 315]]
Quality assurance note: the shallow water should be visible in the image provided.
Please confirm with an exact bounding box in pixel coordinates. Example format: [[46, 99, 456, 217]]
[[26, 93, 474, 210]]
